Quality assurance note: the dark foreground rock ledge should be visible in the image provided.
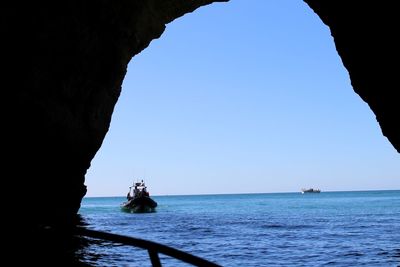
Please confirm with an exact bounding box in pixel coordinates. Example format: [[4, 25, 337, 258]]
[[1, 0, 398, 264]]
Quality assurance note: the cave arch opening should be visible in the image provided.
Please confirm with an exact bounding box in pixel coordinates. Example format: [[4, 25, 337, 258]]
[[85, 1, 400, 197]]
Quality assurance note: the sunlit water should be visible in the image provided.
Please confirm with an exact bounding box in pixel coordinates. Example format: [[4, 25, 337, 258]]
[[77, 190, 400, 266]]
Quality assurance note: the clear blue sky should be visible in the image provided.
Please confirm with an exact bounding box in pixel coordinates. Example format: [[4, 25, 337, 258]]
[[85, 1, 399, 197]]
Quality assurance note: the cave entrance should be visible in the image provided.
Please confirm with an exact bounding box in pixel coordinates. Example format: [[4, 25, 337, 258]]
[[85, 0, 399, 197]]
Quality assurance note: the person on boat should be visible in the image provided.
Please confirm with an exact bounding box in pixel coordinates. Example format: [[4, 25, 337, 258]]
[[133, 185, 139, 198], [142, 187, 149, 197], [127, 189, 133, 201]]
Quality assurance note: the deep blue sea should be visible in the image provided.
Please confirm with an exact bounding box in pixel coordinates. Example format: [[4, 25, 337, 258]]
[[77, 190, 400, 266]]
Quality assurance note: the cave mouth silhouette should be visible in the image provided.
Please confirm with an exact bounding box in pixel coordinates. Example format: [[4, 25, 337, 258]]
[[2, 0, 398, 265]]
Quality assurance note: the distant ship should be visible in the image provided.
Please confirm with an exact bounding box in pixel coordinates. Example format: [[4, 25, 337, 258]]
[[301, 188, 321, 194]]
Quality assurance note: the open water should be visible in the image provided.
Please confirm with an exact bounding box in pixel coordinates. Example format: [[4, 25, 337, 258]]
[[77, 190, 400, 266]]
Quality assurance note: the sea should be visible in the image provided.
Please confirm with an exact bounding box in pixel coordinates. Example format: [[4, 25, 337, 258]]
[[77, 190, 400, 266]]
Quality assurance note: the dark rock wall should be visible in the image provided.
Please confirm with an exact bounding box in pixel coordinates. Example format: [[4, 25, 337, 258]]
[[305, 1, 399, 153], [1, 0, 398, 245], [2, 0, 226, 230]]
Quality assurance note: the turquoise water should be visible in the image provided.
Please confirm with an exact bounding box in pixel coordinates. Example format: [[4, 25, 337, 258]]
[[78, 190, 400, 266]]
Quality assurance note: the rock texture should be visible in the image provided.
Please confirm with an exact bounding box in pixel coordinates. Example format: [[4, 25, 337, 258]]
[[2, 1, 226, 262], [305, 1, 399, 153], [1, 0, 399, 264]]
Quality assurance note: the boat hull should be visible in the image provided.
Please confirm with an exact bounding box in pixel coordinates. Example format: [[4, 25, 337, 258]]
[[121, 196, 157, 213], [301, 189, 321, 194]]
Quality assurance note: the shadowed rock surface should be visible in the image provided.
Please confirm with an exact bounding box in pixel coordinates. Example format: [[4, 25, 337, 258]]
[[305, 1, 399, 153], [2, 0, 226, 264], [1, 0, 398, 264]]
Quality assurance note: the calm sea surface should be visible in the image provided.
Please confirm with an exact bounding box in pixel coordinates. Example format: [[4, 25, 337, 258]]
[[77, 190, 400, 266]]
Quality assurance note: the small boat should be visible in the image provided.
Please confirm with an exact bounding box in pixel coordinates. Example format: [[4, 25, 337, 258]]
[[301, 188, 321, 194], [121, 180, 158, 213]]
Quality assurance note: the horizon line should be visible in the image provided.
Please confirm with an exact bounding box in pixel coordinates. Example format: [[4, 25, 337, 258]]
[[83, 188, 400, 198]]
